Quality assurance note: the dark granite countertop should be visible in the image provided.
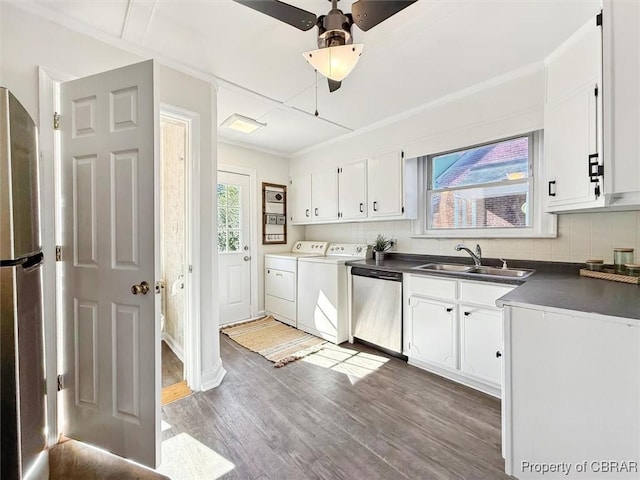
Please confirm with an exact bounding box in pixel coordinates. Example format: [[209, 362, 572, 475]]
[[346, 253, 640, 320]]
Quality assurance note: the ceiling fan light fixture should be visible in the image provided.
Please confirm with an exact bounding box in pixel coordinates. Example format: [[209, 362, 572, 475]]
[[220, 113, 266, 134], [303, 43, 364, 82]]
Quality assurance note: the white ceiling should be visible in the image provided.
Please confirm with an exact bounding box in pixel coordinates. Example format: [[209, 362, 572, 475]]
[[21, 0, 602, 156]]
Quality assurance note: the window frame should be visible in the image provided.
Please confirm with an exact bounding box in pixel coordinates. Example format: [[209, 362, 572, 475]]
[[413, 130, 557, 239], [217, 182, 243, 254]]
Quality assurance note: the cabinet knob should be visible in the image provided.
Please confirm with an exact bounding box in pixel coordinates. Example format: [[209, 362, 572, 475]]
[[305, 209, 310, 217], [373, 201, 378, 212], [314, 208, 319, 216], [496, 351, 502, 358], [548, 180, 556, 197], [359, 202, 364, 213], [446, 307, 453, 313], [464, 311, 471, 316]]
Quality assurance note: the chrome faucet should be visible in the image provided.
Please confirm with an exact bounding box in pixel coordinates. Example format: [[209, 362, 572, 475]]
[[455, 243, 482, 266]]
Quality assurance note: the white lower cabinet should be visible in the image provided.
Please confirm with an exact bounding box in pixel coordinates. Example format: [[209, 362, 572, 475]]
[[404, 274, 513, 397], [503, 305, 640, 479], [407, 297, 458, 369], [459, 306, 502, 385]]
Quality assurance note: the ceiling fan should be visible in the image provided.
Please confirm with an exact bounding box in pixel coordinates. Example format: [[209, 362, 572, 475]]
[[234, 0, 418, 92]]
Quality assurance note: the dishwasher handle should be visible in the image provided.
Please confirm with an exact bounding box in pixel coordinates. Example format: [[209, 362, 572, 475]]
[[351, 267, 402, 282]]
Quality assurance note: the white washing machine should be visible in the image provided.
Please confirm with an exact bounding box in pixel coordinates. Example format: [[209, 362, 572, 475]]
[[264, 241, 328, 327], [297, 243, 370, 344]]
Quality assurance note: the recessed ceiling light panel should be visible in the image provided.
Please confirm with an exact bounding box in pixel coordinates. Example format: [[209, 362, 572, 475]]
[[220, 113, 266, 134]]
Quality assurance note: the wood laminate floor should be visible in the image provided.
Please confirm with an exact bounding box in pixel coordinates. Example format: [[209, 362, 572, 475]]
[[160, 334, 511, 480], [162, 341, 184, 388]]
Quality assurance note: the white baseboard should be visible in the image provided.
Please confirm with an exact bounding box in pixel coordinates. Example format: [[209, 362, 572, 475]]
[[162, 332, 184, 363], [200, 360, 226, 391]]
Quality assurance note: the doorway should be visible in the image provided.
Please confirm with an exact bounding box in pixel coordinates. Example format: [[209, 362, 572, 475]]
[[217, 170, 254, 325], [160, 113, 191, 401]]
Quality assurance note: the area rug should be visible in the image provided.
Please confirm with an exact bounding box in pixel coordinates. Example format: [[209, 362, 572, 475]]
[[161, 380, 192, 405], [221, 316, 327, 367]]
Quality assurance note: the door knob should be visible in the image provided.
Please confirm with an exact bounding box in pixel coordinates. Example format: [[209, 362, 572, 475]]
[[131, 281, 150, 295], [244, 256, 251, 261]]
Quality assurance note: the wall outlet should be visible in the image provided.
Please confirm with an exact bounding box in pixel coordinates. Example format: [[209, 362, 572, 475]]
[[389, 238, 397, 251]]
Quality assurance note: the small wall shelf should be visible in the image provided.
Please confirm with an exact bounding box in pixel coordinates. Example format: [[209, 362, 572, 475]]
[[262, 182, 287, 245]]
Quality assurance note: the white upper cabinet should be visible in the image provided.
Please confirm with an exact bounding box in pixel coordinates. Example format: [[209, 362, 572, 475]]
[[545, 3, 640, 212], [368, 150, 404, 217], [602, 0, 640, 208], [544, 15, 603, 212], [338, 159, 367, 220], [289, 174, 312, 224], [289, 150, 417, 225], [311, 167, 339, 222]]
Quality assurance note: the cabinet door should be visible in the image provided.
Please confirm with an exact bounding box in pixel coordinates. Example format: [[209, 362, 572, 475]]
[[407, 296, 457, 369], [460, 306, 502, 385], [311, 168, 339, 222], [368, 151, 403, 217], [339, 159, 367, 220], [545, 18, 603, 211], [289, 174, 312, 224]]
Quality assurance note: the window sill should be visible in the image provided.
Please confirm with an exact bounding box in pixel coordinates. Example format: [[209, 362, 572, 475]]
[[411, 228, 557, 239]]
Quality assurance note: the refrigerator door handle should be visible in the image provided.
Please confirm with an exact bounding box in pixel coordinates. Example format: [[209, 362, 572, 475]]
[[0, 252, 44, 270], [22, 252, 44, 271]]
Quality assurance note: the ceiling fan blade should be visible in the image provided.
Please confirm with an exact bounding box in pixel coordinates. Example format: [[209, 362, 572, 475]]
[[328, 79, 342, 92], [233, 0, 317, 31], [351, 0, 417, 31]]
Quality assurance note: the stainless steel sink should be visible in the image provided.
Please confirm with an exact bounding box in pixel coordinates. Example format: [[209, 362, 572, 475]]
[[411, 263, 535, 279], [469, 266, 534, 278], [412, 263, 474, 273]]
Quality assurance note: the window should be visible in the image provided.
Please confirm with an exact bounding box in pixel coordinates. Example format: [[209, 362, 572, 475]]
[[217, 183, 242, 252], [427, 135, 532, 231]]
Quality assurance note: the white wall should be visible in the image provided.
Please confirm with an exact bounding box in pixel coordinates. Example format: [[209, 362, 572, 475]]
[[291, 66, 544, 175], [218, 141, 304, 313], [293, 65, 640, 264], [305, 212, 640, 265], [2, 3, 223, 391], [1, 4, 142, 124], [157, 65, 221, 388]]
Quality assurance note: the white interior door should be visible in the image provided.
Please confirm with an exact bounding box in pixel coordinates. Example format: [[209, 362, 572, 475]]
[[60, 60, 160, 468], [218, 170, 251, 325]]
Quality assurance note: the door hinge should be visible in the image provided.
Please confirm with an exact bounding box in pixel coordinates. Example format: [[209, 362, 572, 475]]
[[189, 264, 193, 273], [57, 374, 64, 391], [594, 183, 601, 199], [55, 245, 62, 262], [594, 85, 599, 97], [401, 151, 404, 159], [401, 206, 405, 214], [588, 153, 604, 181], [53, 112, 60, 130], [596, 11, 602, 27]]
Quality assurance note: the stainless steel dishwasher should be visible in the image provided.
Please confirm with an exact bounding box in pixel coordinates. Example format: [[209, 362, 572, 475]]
[[351, 267, 403, 355]]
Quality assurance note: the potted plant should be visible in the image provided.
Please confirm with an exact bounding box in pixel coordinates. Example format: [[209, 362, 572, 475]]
[[371, 234, 392, 263]]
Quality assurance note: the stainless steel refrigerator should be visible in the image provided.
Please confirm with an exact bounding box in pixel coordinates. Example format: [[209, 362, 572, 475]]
[[1, 87, 46, 479]]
